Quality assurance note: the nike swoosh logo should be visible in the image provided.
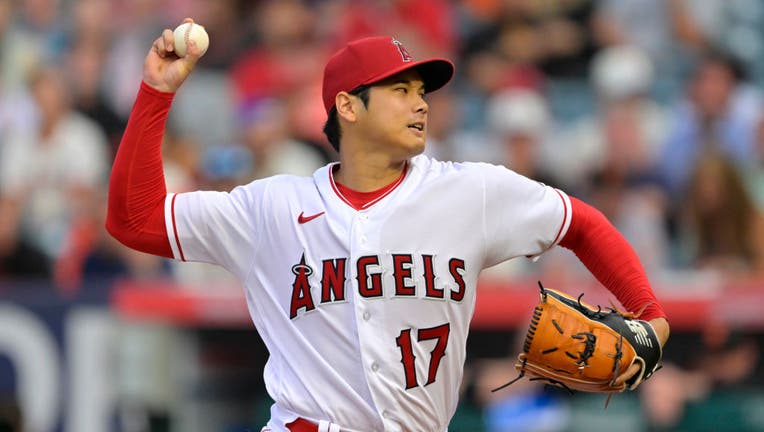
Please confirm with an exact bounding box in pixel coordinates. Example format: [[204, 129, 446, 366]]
[[298, 211, 325, 224]]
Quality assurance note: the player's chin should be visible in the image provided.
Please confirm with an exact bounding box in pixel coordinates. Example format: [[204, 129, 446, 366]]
[[402, 139, 426, 157], [407, 132, 427, 150]]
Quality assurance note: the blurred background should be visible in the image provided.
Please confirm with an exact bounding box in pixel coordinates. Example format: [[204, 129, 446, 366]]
[[2, 0, 764, 431]]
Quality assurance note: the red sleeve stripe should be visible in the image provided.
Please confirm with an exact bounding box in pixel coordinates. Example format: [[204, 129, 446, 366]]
[[551, 188, 571, 246], [169, 193, 186, 262]]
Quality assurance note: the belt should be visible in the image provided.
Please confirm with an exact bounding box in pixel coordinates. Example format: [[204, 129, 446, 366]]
[[287, 418, 341, 432]]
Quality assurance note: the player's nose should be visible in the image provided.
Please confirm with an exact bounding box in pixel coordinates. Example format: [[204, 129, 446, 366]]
[[414, 96, 428, 114]]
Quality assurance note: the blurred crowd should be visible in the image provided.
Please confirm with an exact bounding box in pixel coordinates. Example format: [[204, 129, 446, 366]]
[[2, 0, 764, 287], [2, 1, 764, 430]]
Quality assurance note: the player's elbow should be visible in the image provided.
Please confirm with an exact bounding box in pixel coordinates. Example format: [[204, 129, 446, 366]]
[[105, 201, 174, 258], [105, 216, 173, 258], [105, 211, 135, 248]]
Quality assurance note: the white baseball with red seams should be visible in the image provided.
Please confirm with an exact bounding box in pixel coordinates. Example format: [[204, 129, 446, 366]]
[[172, 22, 209, 57], [164, 154, 571, 432]]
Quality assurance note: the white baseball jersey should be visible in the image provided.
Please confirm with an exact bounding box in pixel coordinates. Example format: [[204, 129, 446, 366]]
[[165, 154, 571, 432]]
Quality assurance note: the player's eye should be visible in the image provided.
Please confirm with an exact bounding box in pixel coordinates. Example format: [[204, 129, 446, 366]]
[[395, 87, 408, 94]]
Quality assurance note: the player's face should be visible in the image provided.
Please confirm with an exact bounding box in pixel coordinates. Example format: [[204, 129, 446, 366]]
[[357, 69, 429, 158]]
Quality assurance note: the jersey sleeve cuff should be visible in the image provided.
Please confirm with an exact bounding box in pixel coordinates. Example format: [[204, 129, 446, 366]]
[[551, 188, 572, 247], [528, 188, 572, 262], [165, 192, 186, 261]]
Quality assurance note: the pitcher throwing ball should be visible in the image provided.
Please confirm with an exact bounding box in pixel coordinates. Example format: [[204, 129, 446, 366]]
[[107, 18, 670, 432]]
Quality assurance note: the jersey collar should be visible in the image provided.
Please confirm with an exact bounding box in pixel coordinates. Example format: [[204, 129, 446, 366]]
[[322, 160, 409, 211]]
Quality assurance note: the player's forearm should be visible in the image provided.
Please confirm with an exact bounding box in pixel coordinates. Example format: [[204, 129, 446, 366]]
[[105, 82, 174, 258], [559, 197, 666, 321]]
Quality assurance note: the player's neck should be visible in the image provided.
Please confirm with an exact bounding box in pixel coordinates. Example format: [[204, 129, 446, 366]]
[[335, 150, 408, 192]]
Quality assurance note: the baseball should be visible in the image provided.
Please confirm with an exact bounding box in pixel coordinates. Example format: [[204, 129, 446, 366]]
[[173, 22, 209, 57]]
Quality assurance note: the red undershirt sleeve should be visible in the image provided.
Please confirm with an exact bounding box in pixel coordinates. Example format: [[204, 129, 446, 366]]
[[558, 197, 666, 321], [105, 82, 175, 258]]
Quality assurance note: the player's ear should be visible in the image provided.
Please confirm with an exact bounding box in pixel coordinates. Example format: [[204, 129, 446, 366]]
[[335, 91, 359, 123]]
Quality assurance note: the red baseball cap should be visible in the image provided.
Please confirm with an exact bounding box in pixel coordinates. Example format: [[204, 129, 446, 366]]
[[322, 36, 455, 114]]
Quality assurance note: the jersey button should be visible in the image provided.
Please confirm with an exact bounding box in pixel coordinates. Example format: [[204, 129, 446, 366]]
[[360, 235, 367, 244], [371, 362, 379, 372], [360, 214, 369, 221], [362, 311, 371, 321]]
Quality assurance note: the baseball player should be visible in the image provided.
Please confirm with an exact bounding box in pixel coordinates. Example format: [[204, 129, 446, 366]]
[[107, 19, 670, 432]]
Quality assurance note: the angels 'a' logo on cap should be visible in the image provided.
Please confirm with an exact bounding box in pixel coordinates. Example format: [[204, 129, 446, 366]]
[[391, 37, 413, 62]]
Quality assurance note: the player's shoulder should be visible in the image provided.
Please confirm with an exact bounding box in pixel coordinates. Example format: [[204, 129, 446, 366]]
[[246, 174, 313, 189], [411, 154, 517, 183], [257, 173, 316, 188], [232, 173, 317, 201]]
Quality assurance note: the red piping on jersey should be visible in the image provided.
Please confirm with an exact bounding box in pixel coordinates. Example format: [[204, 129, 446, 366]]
[[550, 188, 569, 246], [329, 161, 408, 210], [559, 197, 666, 321], [170, 193, 186, 261]]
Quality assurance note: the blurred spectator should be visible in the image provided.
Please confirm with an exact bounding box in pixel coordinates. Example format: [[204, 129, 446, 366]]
[[659, 50, 763, 200], [322, 0, 457, 56], [459, 1, 546, 101], [485, 88, 553, 182], [0, 65, 109, 279], [237, 97, 326, 179], [282, 79, 336, 159], [552, 45, 667, 192], [668, 0, 764, 75], [461, 0, 599, 85], [0, 0, 67, 95], [101, 0, 170, 117], [230, 0, 326, 104], [168, 68, 237, 152], [591, 0, 715, 99], [457, 0, 603, 136], [641, 325, 761, 431], [69, 0, 112, 42], [65, 36, 127, 157], [680, 153, 764, 275], [225, 0, 330, 160], [592, 0, 675, 64]]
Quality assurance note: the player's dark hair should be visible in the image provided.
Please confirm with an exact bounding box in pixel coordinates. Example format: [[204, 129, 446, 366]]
[[323, 85, 371, 152]]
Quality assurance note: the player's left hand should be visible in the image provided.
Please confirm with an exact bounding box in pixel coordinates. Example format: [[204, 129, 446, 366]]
[[613, 316, 670, 387]]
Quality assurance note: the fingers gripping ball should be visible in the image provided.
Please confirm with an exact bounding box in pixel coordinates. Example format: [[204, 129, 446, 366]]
[[494, 283, 662, 395], [173, 22, 209, 57]]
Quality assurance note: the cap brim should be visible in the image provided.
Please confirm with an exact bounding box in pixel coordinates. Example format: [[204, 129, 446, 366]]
[[363, 58, 455, 93]]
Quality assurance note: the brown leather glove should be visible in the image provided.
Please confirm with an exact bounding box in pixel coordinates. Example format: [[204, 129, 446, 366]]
[[495, 283, 662, 394]]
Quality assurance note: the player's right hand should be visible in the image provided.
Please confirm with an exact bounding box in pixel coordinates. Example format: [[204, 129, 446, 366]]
[[143, 17, 203, 93]]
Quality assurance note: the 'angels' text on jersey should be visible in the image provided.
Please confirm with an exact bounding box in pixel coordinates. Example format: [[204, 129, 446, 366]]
[[289, 252, 466, 319]]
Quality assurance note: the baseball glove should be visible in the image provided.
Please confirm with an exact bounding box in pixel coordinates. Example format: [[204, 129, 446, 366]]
[[494, 283, 662, 394]]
